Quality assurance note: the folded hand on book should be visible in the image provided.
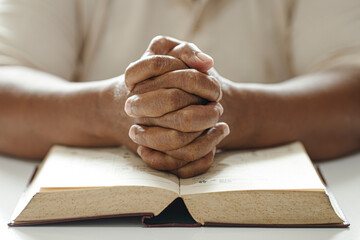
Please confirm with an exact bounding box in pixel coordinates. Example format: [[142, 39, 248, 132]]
[[124, 36, 230, 178]]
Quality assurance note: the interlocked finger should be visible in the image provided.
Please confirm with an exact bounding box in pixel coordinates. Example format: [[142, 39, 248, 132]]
[[125, 55, 187, 90], [125, 88, 205, 118], [137, 146, 188, 171], [134, 102, 224, 132], [168, 42, 214, 73], [137, 145, 215, 177], [164, 122, 229, 162], [129, 125, 203, 151], [171, 148, 216, 178], [143, 35, 214, 73], [132, 69, 222, 102]]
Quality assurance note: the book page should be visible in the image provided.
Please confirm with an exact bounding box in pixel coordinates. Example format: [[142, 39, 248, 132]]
[[180, 142, 325, 195], [32, 146, 179, 194]]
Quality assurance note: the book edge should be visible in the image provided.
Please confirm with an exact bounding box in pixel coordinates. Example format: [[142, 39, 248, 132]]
[[315, 165, 350, 226], [9, 165, 40, 224], [203, 222, 350, 228], [8, 212, 154, 227], [325, 187, 350, 226]]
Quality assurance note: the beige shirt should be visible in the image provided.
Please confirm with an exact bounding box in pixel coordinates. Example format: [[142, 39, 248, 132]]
[[0, 0, 359, 84]]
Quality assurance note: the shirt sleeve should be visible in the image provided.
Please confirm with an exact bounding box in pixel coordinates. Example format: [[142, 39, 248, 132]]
[[0, 0, 80, 80], [291, 0, 360, 75]]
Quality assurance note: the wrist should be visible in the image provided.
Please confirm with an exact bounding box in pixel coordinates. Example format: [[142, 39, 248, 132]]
[[97, 75, 138, 151], [217, 79, 253, 149], [218, 80, 283, 149]]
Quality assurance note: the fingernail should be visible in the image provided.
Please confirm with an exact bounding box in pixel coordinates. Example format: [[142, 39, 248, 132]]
[[129, 126, 136, 140], [209, 76, 222, 102], [137, 146, 143, 156], [196, 52, 213, 63], [124, 81, 130, 90], [218, 103, 224, 115], [224, 125, 230, 136], [124, 101, 132, 116], [217, 90, 223, 102], [212, 147, 216, 154]]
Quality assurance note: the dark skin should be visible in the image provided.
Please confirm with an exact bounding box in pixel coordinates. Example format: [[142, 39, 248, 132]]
[[124, 36, 360, 177], [0, 36, 359, 178]]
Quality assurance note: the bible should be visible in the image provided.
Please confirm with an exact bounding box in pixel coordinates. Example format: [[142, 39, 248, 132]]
[[9, 142, 349, 227]]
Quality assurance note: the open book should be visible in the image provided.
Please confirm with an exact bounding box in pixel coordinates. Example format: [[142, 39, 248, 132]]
[[9, 142, 348, 227]]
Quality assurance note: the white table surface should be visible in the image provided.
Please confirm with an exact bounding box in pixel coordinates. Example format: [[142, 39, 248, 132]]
[[1, 151, 359, 240]]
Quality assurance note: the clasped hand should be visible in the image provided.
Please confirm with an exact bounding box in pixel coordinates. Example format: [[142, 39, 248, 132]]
[[124, 36, 230, 178]]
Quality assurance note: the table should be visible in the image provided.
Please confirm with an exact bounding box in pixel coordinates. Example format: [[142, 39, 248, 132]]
[[1, 151, 359, 240]]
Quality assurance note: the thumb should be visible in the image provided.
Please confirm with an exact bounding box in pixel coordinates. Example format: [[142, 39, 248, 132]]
[[143, 36, 214, 73], [142, 36, 180, 57], [168, 42, 214, 73]]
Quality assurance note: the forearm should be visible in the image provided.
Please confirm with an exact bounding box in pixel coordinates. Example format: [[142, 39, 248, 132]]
[[219, 68, 360, 160], [0, 66, 133, 159]]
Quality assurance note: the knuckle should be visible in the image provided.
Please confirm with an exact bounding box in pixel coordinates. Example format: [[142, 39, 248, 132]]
[[166, 89, 182, 109], [124, 64, 132, 78], [184, 153, 196, 162], [178, 109, 194, 132], [187, 42, 198, 50], [184, 68, 199, 79], [214, 80, 222, 101], [180, 146, 198, 162], [168, 130, 183, 146], [128, 95, 141, 109], [218, 124, 227, 135], [178, 69, 198, 93], [185, 69, 201, 88], [149, 55, 164, 71], [124, 60, 136, 74], [125, 59, 137, 71], [210, 123, 228, 140], [124, 61, 138, 86], [152, 35, 167, 44], [174, 42, 193, 58], [210, 105, 221, 121], [204, 160, 212, 169], [214, 77, 222, 92], [205, 152, 215, 166], [219, 122, 230, 136], [182, 42, 191, 50], [150, 36, 170, 55], [168, 158, 186, 171], [209, 76, 221, 93], [213, 122, 224, 132], [182, 42, 196, 52]]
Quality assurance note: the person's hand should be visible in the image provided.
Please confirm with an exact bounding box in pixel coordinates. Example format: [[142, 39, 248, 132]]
[[124, 36, 230, 178]]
